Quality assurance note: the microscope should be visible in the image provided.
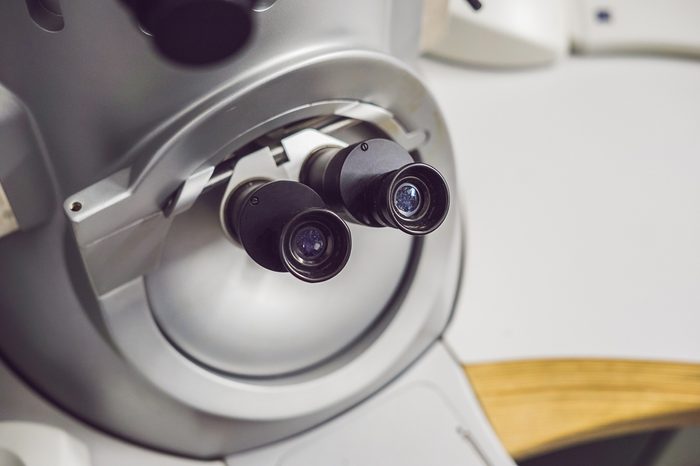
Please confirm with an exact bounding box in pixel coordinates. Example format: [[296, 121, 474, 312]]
[[0, 1, 513, 465]]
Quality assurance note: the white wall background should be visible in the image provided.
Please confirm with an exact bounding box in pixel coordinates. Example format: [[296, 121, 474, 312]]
[[421, 56, 700, 364]]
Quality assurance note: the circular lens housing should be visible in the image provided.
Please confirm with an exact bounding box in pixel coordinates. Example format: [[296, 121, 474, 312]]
[[281, 209, 351, 283], [225, 180, 353, 282], [299, 138, 450, 236], [382, 163, 450, 235]]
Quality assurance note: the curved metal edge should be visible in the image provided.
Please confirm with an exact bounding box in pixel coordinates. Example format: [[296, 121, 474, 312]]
[[58, 49, 462, 451]]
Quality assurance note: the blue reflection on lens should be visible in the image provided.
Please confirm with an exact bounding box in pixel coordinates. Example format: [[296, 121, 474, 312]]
[[293, 226, 326, 261], [393, 182, 422, 217]]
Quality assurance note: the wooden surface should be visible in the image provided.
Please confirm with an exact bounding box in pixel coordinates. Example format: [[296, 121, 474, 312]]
[[464, 360, 700, 460]]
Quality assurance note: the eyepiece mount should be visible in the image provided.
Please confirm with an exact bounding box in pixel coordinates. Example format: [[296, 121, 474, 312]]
[[224, 179, 351, 283], [376, 162, 449, 235], [301, 138, 450, 235]]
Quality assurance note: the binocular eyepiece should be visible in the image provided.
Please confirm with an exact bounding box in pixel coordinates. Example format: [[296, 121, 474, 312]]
[[223, 139, 448, 283], [300, 138, 450, 235], [224, 180, 352, 283]]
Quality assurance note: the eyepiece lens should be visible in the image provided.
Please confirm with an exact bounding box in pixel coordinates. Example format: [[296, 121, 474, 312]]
[[293, 225, 327, 262], [281, 209, 352, 282], [393, 182, 422, 218], [382, 163, 449, 235]]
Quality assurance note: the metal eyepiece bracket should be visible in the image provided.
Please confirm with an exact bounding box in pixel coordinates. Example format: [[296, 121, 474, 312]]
[[300, 138, 450, 235], [63, 99, 426, 296], [222, 178, 352, 282], [49, 53, 462, 450], [217, 128, 349, 243]]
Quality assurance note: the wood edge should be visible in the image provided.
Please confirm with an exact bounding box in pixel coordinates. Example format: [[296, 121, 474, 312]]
[[462, 359, 700, 460]]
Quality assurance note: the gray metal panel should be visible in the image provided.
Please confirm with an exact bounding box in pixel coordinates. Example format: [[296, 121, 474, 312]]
[[0, 0, 399, 196], [146, 126, 414, 377], [0, 360, 224, 466], [0, 0, 464, 460], [227, 343, 515, 466]]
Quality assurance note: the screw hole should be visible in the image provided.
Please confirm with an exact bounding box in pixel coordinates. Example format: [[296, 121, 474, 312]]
[[70, 201, 82, 212]]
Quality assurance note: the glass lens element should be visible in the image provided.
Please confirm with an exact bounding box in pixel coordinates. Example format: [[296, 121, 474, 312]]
[[293, 225, 327, 261], [393, 182, 422, 218]]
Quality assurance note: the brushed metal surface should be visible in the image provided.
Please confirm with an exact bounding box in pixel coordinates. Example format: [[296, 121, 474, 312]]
[[147, 121, 416, 377], [0, 0, 461, 458], [147, 187, 413, 376]]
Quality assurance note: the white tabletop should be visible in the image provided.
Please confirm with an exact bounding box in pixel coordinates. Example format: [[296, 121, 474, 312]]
[[421, 56, 700, 364]]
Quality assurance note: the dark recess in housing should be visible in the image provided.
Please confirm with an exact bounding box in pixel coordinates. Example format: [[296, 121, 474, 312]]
[[25, 0, 64, 32]]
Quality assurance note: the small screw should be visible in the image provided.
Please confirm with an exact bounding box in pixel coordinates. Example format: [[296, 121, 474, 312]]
[[250, 196, 259, 205], [360, 142, 369, 151], [70, 201, 82, 212], [596, 9, 611, 23]]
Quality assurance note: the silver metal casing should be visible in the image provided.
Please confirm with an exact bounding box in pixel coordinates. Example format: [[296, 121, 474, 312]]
[[0, 0, 463, 459]]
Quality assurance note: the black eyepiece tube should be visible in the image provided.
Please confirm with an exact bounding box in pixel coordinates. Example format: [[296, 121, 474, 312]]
[[374, 163, 450, 235], [223, 179, 352, 283], [300, 138, 450, 236]]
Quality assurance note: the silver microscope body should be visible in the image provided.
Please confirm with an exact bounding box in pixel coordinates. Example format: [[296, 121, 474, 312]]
[[0, 1, 513, 465]]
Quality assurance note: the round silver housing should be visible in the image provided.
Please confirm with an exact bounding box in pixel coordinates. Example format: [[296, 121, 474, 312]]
[[0, 0, 462, 458]]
